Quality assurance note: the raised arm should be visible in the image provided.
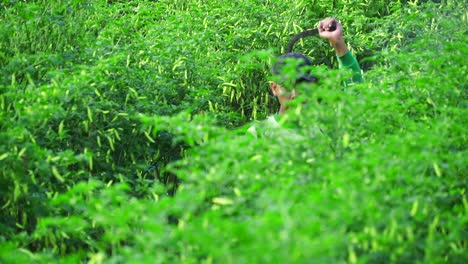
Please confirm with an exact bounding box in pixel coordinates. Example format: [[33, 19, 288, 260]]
[[318, 18, 363, 84]]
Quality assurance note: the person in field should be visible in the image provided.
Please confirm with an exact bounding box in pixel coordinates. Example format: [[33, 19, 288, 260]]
[[247, 17, 362, 137], [271, 17, 362, 115]]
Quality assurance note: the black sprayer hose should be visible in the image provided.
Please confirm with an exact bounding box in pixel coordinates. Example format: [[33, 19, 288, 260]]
[[286, 21, 336, 53]]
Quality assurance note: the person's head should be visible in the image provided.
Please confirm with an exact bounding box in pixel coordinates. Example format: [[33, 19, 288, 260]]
[[270, 53, 317, 111]]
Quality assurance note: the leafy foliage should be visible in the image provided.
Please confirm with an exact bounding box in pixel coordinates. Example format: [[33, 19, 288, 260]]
[[0, 0, 467, 263]]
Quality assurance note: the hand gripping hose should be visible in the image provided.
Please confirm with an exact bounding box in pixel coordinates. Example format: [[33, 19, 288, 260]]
[[286, 21, 336, 53]]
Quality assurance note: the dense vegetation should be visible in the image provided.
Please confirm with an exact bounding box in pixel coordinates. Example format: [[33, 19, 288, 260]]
[[1, 0, 466, 263]]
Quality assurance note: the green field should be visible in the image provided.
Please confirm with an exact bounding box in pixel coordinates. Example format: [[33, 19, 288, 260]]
[[1, 0, 467, 263]]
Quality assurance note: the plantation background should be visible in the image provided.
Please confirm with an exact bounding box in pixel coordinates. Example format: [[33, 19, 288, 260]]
[[0, 0, 467, 263]]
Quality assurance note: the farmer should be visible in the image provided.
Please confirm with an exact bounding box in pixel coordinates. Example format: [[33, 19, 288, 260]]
[[247, 18, 362, 137], [270, 17, 362, 115]]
